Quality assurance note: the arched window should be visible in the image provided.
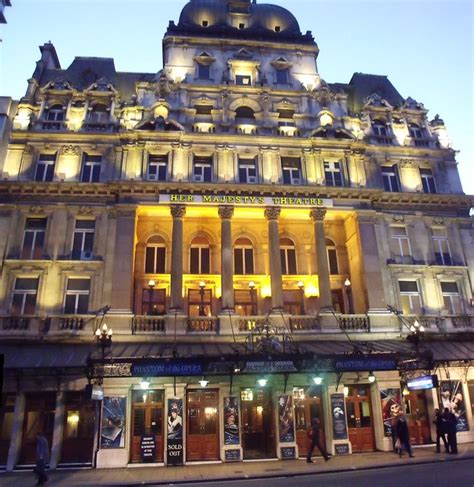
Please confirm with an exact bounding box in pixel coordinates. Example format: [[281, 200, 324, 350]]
[[235, 106, 255, 120], [88, 104, 109, 123], [280, 238, 297, 275], [190, 236, 210, 274], [326, 239, 339, 275], [372, 119, 388, 137], [145, 236, 166, 274], [234, 237, 254, 275]]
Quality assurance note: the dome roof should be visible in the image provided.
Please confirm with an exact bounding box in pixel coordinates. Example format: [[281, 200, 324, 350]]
[[171, 0, 312, 43]]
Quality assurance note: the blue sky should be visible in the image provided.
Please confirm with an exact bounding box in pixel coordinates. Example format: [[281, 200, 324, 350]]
[[0, 0, 472, 195]]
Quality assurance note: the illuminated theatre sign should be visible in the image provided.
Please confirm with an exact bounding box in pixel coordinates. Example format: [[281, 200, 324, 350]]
[[161, 194, 334, 208]]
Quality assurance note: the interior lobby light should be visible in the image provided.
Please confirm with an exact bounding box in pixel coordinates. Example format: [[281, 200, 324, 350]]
[[313, 375, 323, 385], [257, 378, 268, 387]]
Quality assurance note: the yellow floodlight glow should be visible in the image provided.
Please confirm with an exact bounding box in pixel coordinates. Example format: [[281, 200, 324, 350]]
[[261, 285, 272, 298]]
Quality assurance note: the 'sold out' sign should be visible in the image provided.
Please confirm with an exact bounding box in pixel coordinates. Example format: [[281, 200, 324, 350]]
[[162, 194, 333, 208]]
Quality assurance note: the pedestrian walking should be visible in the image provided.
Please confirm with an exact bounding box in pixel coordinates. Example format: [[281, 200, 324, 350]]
[[433, 408, 449, 453], [395, 413, 414, 458], [390, 414, 399, 454], [34, 432, 49, 486], [306, 418, 331, 463], [445, 408, 458, 454]]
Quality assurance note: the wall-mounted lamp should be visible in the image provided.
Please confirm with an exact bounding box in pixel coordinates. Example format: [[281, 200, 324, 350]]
[[140, 379, 150, 390], [368, 371, 376, 383], [257, 378, 268, 387], [313, 375, 323, 386], [199, 379, 209, 388]]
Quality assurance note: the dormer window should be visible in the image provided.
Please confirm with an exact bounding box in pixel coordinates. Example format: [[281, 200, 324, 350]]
[[198, 64, 210, 80], [239, 23, 245, 30], [195, 104, 213, 115], [372, 119, 392, 144], [274, 25, 281, 32], [88, 104, 109, 124], [276, 68, 290, 85], [43, 105, 65, 130], [235, 106, 255, 120], [194, 52, 215, 81], [409, 123, 429, 146], [202, 20, 209, 27]]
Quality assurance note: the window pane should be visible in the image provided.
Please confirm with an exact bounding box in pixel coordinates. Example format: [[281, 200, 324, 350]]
[[201, 248, 210, 274], [15, 278, 39, 290], [64, 295, 77, 314], [190, 248, 200, 274], [441, 282, 458, 293], [156, 247, 166, 273], [280, 249, 287, 274], [145, 247, 155, 274], [11, 294, 24, 315], [24, 294, 37, 315], [328, 249, 339, 275], [234, 249, 244, 275], [77, 294, 89, 314], [83, 233, 94, 252], [67, 279, 90, 291], [287, 249, 297, 275], [399, 281, 418, 293], [245, 248, 254, 274]]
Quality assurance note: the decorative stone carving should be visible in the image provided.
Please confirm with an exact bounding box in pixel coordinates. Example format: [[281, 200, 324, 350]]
[[61, 145, 80, 155], [170, 205, 186, 219], [403, 97, 424, 110], [392, 215, 405, 223], [399, 159, 416, 167], [30, 206, 45, 214], [218, 206, 234, 219], [364, 92, 391, 108], [78, 206, 94, 215], [310, 208, 326, 222], [433, 217, 445, 225], [264, 207, 281, 221]]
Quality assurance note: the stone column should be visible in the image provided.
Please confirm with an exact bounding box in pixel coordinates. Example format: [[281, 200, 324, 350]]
[[169, 205, 186, 313], [265, 207, 284, 312], [311, 208, 333, 311], [219, 206, 234, 312], [49, 391, 65, 469], [7, 393, 25, 471]]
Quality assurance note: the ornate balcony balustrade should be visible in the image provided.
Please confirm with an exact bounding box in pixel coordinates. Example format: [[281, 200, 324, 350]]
[[339, 314, 370, 332], [237, 316, 269, 332], [132, 315, 166, 334], [1, 316, 31, 331], [289, 315, 320, 331], [187, 317, 219, 333], [451, 315, 474, 329]]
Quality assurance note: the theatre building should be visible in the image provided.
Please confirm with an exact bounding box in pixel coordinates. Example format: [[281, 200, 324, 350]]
[[1, 0, 474, 470]]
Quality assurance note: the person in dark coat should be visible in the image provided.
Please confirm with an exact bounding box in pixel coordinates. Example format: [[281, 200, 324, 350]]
[[34, 432, 49, 485], [445, 407, 458, 454], [395, 413, 414, 458], [306, 418, 331, 463], [433, 408, 449, 453]]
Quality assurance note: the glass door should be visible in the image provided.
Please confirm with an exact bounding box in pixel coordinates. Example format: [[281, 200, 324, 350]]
[[345, 386, 375, 452], [241, 388, 276, 460], [294, 387, 325, 457], [131, 390, 164, 463], [61, 392, 96, 464], [186, 389, 219, 461], [0, 395, 15, 466], [404, 390, 431, 445]]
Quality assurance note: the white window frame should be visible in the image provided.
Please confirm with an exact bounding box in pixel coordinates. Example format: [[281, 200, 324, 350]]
[[432, 228, 452, 265], [145, 243, 167, 274], [81, 155, 102, 183], [372, 120, 388, 137], [72, 220, 95, 259], [21, 219, 47, 260], [391, 226, 412, 264], [440, 281, 463, 315], [238, 158, 258, 184], [280, 243, 297, 275], [192, 158, 213, 183], [326, 240, 339, 275], [324, 161, 343, 187], [35, 154, 56, 182], [11, 277, 39, 315], [420, 168, 437, 194], [64, 278, 91, 314], [281, 158, 302, 185], [190, 244, 211, 274], [381, 166, 400, 192], [399, 280, 422, 315], [234, 244, 254, 275], [46, 105, 65, 122], [88, 105, 109, 123], [147, 155, 168, 181]]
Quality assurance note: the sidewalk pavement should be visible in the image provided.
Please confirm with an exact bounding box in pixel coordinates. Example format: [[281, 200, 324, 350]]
[[1, 443, 474, 487]]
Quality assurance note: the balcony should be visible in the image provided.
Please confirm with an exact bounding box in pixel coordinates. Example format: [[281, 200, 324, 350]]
[[339, 314, 370, 332], [187, 317, 219, 333], [132, 315, 166, 334], [450, 315, 474, 330], [289, 316, 320, 331], [82, 121, 118, 132]]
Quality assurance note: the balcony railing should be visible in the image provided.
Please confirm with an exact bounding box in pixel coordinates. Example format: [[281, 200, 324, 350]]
[[1, 316, 31, 331], [187, 317, 219, 333], [237, 317, 269, 332], [132, 316, 166, 334], [451, 315, 474, 329], [289, 316, 320, 331], [339, 315, 370, 332]]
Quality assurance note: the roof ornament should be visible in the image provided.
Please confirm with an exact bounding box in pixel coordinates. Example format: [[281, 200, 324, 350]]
[[403, 96, 424, 110], [364, 92, 391, 108]]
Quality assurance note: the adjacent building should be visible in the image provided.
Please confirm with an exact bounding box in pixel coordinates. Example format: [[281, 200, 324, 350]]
[[0, 0, 11, 23], [0, 0, 473, 471]]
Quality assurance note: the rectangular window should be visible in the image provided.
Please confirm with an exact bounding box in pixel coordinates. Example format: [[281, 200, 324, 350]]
[[381, 166, 400, 192], [234, 248, 254, 275], [35, 154, 56, 182], [197, 64, 210, 80], [193, 156, 213, 182], [280, 248, 297, 275], [236, 74, 251, 86], [72, 220, 95, 260], [11, 278, 39, 315], [420, 168, 437, 194], [190, 247, 210, 274], [142, 288, 166, 315], [81, 155, 102, 183], [441, 282, 463, 315], [327, 248, 339, 275], [21, 218, 47, 260], [238, 158, 257, 183], [399, 280, 422, 314], [147, 155, 168, 181], [324, 161, 343, 187], [234, 290, 254, 316], [145, 246, 166, 274], [64, 278, 90, 314], [432, 228, 452, 265], [276, 69, 289, 85], [391, 226, 412, 264], [281, 157, 302, 185]]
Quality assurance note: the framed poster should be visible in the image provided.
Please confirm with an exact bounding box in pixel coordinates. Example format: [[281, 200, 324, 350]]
[[224, 397, 240, 445], [101, 397, 126, 449], [167, 399, 184, 465], [278, 394, 295, 443], [380, 388, 402, 437], [331, 393, 348, 440], [440, 381, 469, 432]]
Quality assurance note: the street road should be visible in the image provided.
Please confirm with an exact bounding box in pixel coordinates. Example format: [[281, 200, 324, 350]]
[[153, 459, 474, 487]]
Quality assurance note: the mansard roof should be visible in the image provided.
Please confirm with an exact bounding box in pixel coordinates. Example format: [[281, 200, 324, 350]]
[[167, 0, 314, 45]]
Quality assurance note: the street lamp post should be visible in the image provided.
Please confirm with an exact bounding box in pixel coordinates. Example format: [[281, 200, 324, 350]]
[[199, 281, 206, 317], [408, 319, 425, 349], [249, 281, 257, 315], [344, 278, 354, 314], [147, 279, 156, 315], [297, 281, 305, 315], [95, 322, 113, 359]]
